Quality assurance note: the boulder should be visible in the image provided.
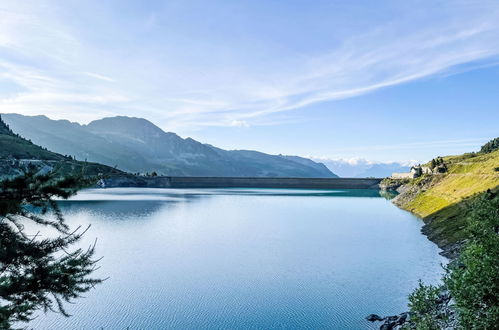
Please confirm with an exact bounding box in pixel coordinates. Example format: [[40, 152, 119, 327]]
[[380, 321, 397, 330], [366, 314, 384, 322]]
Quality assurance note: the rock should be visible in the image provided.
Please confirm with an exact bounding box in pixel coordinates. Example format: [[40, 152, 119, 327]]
[[385, 315, 399, 322], [380, 321, 397, 330], [397, 312, 408, 324], [376, 312, 410, 329], [366, 314, 384, 322], [436, 291, 451, 304]]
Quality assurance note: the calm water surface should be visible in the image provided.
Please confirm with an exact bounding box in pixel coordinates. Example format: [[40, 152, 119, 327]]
[[29, 188, 445, 329]]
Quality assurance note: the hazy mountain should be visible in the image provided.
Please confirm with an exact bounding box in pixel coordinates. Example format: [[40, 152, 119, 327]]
[[315, 158, 412, 178], [0, 114, 123, 178], [355, 163, 412, 178], [3, 114, 337, 178], [0, 115, 63, 161]]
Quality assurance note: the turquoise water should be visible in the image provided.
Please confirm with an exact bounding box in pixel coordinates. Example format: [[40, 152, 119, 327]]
[[28, 188, 445, 329]]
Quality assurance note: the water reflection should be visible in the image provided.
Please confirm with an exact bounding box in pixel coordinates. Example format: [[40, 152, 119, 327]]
[[57, 188, 384, 221], [31, 188, 443, 330], [58, 200, 170, 220]]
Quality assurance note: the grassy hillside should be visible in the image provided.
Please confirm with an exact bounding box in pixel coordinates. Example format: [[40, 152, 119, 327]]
[[402, 150, 499, 217], [0, 117, 64, 160], [0, 115, 124, 178], [392, 146, 499, 256]]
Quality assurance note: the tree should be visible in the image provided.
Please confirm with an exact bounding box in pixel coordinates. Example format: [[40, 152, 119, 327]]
[[406, 281, 451, 329], [444, 191, 499, 329], [0, 168, 102, 329], [480, 137, 499, 154], [405, 191, 499, 329], [430, 159, 437, 169]]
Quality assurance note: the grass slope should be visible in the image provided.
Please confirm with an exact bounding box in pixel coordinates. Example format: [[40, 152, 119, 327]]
[[0, 118, 64, 160], [403, 150, 499, 217], [393, 149, 499, 256]]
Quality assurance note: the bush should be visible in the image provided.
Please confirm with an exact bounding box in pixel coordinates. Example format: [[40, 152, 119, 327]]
[[444, 191, 499, 329], [406, 281, 451, 329], [406, 191, 499, 329]]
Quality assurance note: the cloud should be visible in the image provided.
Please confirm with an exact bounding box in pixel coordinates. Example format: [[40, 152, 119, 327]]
[[322, 138, 491, 154], [229, 120, 249, 128], [310, 157, 418, 167], [1, 1, 499, 129], [83, 72, 115, 82]]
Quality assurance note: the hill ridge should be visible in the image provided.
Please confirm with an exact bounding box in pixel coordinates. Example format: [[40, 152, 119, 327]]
[[0, 114, 123, 178], [3, 114, 337, 178]]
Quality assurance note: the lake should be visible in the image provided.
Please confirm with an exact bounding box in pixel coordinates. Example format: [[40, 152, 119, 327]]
[[28, 188, 445, 329]]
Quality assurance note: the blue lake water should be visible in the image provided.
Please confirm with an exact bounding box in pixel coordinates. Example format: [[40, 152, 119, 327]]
[[28, 188, 445, 329]]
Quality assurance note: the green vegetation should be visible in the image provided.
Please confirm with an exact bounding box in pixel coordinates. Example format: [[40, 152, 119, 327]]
[[392, 138, 499, 328], [402, 149, 499, 218], [0, 169, 102, 329], [393, 141, 499, 250], [430, 157, 444, 170], [480, 137, 499, 154], [405, 191, 499, 329], [406, 281, 452, 329], [0, 118, 64, 160]]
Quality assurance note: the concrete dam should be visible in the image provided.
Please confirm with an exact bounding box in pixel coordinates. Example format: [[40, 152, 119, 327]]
[[101, 176, 383, 190]]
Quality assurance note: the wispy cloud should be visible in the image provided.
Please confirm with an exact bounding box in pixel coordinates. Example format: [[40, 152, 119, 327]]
[[83, 72, 115, 82], [322, 138, 491, 154], [1, 1, 499, 130]]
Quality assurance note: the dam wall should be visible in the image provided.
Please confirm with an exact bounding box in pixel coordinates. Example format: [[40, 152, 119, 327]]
[[101, 176, 383, 190]]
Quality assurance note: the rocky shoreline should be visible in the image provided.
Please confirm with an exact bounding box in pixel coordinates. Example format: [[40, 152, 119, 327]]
[[366, 289, 455, 330], [366, 312, 409, 330], [366, 179, 456, 329], [380, 178, 461, 259]]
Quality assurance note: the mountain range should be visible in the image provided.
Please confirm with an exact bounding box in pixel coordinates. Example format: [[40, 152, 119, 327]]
[[315, 158, 413, 178], [2, 114, 337, 178]]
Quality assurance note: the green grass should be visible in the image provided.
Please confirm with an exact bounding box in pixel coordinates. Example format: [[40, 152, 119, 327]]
[[403, 150, 499, 218], [0, 134, 65, 160], [396, 150, 499, 250]]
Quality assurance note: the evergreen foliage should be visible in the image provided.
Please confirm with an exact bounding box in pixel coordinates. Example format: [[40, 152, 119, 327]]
[[444, 190, 499, 329], [0, 168, 102, 329], [406, 190, 499, 329], [480, 137, 499, 154]]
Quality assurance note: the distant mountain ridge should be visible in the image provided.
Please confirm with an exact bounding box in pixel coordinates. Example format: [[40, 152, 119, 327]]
[[316, 158, 412, 178], [0, 114, 123, 178], [3, 114, 337, 178]]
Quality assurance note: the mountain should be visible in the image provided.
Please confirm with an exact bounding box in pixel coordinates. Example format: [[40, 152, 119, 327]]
[[0, 114, 123, 178], [315, 158, 412, 178], [2, 114, 337, 178], [355, 163, 412, 178], [0, 116, 64, 161]]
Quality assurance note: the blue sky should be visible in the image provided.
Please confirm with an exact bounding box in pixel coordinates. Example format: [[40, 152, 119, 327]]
[[0, 0, 498, 162]]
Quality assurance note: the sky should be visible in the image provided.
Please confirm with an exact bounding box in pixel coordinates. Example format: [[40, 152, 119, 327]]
[[0, 0, 498, 163]]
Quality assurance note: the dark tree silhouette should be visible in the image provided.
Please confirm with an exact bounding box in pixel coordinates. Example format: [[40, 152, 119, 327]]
[[480, 137, 499, 154], [0, 168, 102, 329]]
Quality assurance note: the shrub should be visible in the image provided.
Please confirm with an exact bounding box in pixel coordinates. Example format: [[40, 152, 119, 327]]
[[406, 191, 499, 329], [406, 281, 450, 329], [444, 191, 499, 329]]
